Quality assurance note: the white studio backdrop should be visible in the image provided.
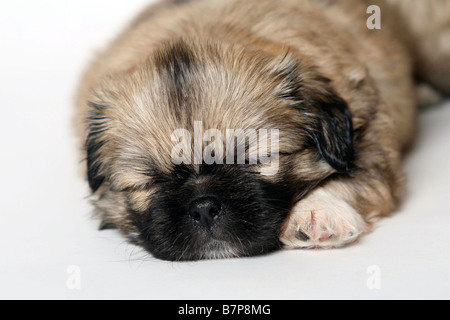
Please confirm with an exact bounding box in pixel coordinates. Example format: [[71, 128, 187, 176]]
[[0, 0, 449, 300]]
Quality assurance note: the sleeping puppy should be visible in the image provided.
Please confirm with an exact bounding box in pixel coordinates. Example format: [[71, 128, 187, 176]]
[[76, 0, 450, 261]]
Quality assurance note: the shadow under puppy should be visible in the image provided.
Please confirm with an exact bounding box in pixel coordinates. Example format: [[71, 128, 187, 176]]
[[76, 0, 450, 261]]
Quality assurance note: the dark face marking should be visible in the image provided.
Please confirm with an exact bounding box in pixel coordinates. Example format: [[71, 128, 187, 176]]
[[153, 41, 198, 120], [129, 163, 295, 261]]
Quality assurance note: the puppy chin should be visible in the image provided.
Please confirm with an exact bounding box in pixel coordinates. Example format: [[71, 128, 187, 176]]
[[200, 241, 240, 260]]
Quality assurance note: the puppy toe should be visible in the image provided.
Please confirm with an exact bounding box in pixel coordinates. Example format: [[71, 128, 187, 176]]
[[295, 229, 310, 242]]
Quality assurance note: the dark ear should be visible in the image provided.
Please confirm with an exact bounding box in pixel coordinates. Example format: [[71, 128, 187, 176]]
[[87, 134, 105, 193], [277, 61, 354, 173], [86, 102, 107, 193], [305, 85, 354, 173]]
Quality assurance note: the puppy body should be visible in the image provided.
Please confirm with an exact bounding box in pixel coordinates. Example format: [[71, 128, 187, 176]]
[[76, 0, 449, 259], [386, 0, 450, 94]]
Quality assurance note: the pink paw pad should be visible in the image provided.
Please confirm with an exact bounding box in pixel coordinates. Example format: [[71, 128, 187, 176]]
[[318, 232, 333, 242]]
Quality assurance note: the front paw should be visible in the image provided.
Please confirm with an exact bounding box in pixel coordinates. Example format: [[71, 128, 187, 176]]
[[281, 188, 368, 249]]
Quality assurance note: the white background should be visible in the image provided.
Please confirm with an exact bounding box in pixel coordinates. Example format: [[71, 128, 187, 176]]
[[0, 0, 449, 300]]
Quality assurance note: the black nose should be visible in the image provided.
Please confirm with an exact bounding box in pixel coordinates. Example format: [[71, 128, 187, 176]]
[[188, 196, 222, 228]]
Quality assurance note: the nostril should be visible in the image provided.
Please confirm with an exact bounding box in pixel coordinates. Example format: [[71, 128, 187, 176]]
[[188, 196, 222, 227], [190, 210, 201, 221], [208, 206, 220, 218]]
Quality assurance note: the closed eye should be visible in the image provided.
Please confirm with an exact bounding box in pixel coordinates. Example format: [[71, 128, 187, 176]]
[[278, 147, 307, 156]]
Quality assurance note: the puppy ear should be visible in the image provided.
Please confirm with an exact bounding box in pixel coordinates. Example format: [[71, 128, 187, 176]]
[[86, 102, 107, 193], [273, 56, 354, 173], [304, 83, 354, 173]]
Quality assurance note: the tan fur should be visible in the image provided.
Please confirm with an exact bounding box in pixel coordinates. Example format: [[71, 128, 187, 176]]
[[387, 0, 450, 93], [75, 0, 449, 250]]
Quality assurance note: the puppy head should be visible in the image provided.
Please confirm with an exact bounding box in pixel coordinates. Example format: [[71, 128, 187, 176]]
[[85, 40, 353, 261]]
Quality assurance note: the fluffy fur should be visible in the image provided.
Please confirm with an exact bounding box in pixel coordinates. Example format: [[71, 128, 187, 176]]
[[75, 0, 450, 261]]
